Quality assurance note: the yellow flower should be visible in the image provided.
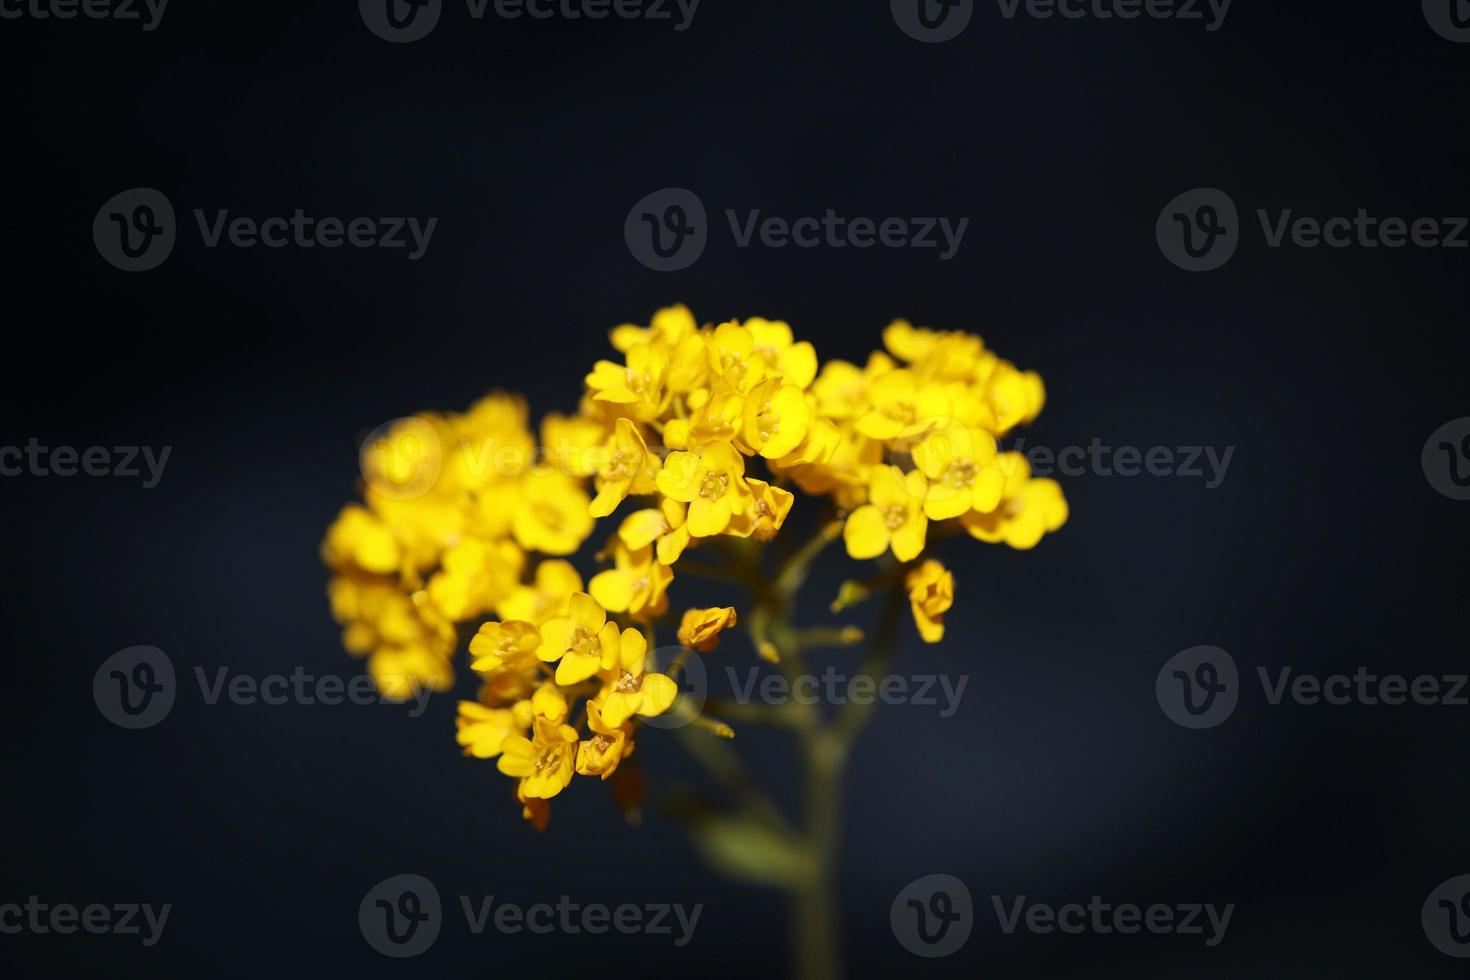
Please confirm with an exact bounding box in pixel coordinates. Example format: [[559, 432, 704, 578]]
[[426, 537, 525, 621], [905, 560, 954, 643], [322, 505, 401, 575], [614, 497, 691, 566], [677, 606, 738, 653], [908, 422, 1005, 521], [596, 626, 678, 727], [854, 369, 948, 441], [495, 559, 583, 624], [610, 303, 697, 353], [706, 321, 768, 393], [497, 715, 580, 799], [727, 478, 794, 541], [511, 470, 594, 556], [745, 317, 818, 389], [961, 472, 1069, 550], [589, 541, 674, 622], [468, 620, 542, 674], [537, 592, 622, 685], [585, 342, 670, 421], [455, 699, 532, 758], [540, 411, 608, 480], [656, 440, 752, 538], [575, 702, 632, 780], [589, 418, 659, 518], [367, 644, 454, 700], [742, 379, 812, 459], [843, 465, 929, 562]]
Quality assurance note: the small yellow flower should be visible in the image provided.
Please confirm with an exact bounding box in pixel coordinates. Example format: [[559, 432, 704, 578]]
[[613, 498, 691, 566], [455, 699, 532, 758], [597, 626, 678, 727], [511, 470, 594, 556], [322, 505, 401, 575], [677, 606, 738, 653], [745, 317, 818, 389], [495, 559, 583, 624], [468, 620, 542, 674], [656, 440, 752, 538], [706, 321, 768, 393], [905, 560, 954, 643], [727, 478, 794, 541], [609, 303, 697, 353], [575, 702, 632, 780], [585, 343, 670, 421], [961, 473, 1069, 550], [854, 369, 948, 441], [908, 422, 1005, 521], [589, 418, 659, 518], [742, 379, 812, 459], [588, 541, 674, 622], [426, 537, 525, 621], [497, 715, 580, 799], [537, 592, 621, 685], [843, 465, 929, 562]]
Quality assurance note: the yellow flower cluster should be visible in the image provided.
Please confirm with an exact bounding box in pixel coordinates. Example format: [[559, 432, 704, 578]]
[[322, 305, 1066, 827]]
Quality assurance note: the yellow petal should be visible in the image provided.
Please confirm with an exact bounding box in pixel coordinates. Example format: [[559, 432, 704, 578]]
[[843, 506, 889, 560], [588, 569, 633, 613], [638, 672, 679, 718]]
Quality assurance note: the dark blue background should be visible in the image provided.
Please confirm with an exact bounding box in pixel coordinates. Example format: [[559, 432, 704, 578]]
[[2, 1, 1468, 976]]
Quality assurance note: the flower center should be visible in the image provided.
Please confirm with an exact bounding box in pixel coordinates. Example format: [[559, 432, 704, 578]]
[[615, 670, 641, 693], [571, 626, 600, 657], [700, 471, 729, 501], [882, 504, 908, 530], [944, 460, 976, 488]]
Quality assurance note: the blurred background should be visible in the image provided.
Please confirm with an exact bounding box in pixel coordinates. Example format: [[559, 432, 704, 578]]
[[2, 1, 1468, 976]]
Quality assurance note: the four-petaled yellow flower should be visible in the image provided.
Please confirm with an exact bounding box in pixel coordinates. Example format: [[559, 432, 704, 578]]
[[498, 715, 581, 799], [843, 465, 930, 562], [596, 626, 678, 727], [656, 440, 753, 538], [537, 592, 623, 685]]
